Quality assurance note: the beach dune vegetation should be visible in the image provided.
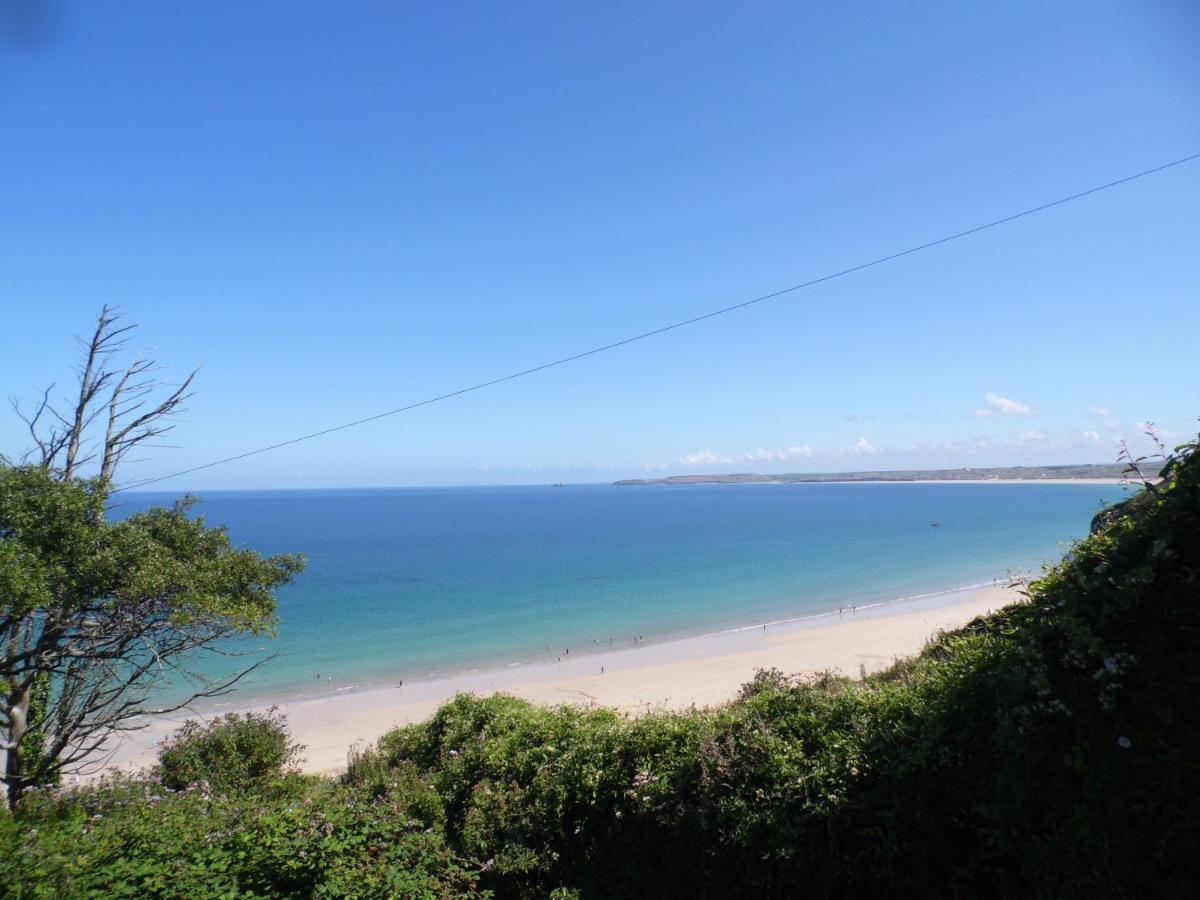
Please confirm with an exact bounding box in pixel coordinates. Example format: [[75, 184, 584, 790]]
[[0, 434, 1195, 896], [155, 708, 303, 793]]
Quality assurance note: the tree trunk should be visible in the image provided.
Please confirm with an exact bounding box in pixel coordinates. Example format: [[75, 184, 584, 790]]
[[4, 684, 29, 810]]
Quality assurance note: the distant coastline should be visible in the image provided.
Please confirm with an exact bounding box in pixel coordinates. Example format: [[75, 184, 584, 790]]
[[615, 463, 1131, 486]]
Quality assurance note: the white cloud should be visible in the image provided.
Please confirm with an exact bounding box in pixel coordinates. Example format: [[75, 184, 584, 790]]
[[974, 392, 1035, 417], [744, 448, 786, 462], [653, 442, 818, 471], [1081, 430, 1103, 446], [1013, 429, 1048, 445], [1088, 406, 1124, 431], [677, 449, 733, 467], [853, 437, 879, 455], [913, 435, 991, 455], [743, 445, 815, 463], [957, 435, 992, 454]]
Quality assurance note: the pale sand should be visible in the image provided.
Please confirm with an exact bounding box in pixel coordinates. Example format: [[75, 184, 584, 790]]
[[825, 479, 1131, 486], [100, 584, 1019, 779], [654, 479, 1131, 486]]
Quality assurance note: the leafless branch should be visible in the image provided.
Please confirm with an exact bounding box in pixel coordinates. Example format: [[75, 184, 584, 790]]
[[8, 306, 199, 490]]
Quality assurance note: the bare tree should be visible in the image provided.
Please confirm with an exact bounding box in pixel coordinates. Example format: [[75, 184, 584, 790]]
[[9, 305, 196, 488], [1, 309, 301, 806]]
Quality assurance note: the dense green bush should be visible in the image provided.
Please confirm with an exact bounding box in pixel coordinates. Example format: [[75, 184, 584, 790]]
[[3, 436, 1197, 897], [0, 774, 484, 898], [155, 708, 302, 793]]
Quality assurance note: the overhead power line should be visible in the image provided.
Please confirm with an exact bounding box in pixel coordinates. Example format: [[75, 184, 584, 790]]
[[117, 152, 1200, 492]]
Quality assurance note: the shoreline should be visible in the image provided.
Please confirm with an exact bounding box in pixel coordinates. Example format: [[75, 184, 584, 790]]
[[212, 577, 1015, 712], [621, 478, 1131, 487], [823, 478, 1130, 485], [100, 582, 1021, 778]]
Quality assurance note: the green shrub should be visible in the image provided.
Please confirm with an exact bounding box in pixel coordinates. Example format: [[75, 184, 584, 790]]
[[155, 707, 302, 793], [0, 774, 485, 898]]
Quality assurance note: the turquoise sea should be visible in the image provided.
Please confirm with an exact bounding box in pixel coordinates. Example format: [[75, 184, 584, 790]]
[[116, 482, 1128, 705]]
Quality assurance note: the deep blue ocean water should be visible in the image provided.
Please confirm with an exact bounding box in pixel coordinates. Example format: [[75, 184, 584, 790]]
[[115, 482, 1128, 704]]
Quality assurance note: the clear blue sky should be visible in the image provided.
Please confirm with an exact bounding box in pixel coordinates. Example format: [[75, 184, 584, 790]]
[[2, 1, 1197, 488]]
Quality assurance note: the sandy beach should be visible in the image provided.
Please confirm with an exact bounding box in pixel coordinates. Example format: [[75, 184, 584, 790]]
[[100, 583, 1020, 778], [864, 478, 1131, 485]]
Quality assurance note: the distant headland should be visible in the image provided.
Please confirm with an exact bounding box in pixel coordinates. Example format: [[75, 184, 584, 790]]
[[614, 463, 1131, 486]]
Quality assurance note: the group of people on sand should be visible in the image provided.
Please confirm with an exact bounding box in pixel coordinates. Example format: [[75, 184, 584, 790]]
[[548, 634, 646, 662], [313, 671, 409, 690]]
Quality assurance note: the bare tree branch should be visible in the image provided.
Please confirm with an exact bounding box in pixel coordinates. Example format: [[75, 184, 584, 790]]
[[99, 362, 197, 488]]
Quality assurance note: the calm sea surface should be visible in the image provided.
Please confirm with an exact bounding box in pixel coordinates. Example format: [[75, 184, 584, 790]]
[[116, 482, 1127, 704]]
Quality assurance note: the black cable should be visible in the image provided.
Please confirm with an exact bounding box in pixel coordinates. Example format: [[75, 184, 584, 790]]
[[115, 152, 1200, 492]]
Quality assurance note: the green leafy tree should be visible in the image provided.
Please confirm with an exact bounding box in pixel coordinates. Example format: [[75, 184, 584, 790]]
[[1, 309, 303, 807]]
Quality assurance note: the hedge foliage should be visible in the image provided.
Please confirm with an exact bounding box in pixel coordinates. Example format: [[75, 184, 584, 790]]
[[2, 437, 1196, 897], [0, 774, 482, 898], [155, 708, 302, 793]]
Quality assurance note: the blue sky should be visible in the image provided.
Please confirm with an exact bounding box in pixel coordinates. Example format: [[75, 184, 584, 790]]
[[1, 1, 1198, 488]]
